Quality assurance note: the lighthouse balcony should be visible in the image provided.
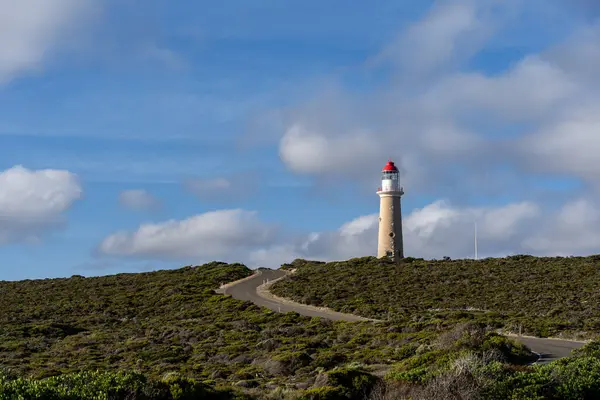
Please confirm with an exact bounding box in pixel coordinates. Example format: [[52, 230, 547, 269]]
[[377, 187, 404, 195]]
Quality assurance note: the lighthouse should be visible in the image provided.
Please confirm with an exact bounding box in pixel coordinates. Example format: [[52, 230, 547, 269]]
[[376, 160, 404, 261]]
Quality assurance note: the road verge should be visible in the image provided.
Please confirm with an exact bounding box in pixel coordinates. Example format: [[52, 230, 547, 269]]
[[500, 331, 589, 344]]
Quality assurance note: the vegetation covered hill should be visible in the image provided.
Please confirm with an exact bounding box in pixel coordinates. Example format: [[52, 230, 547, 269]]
[[4, 259, 600, 399], [273, 255, 600, 338], [0, 260, 526, 399]]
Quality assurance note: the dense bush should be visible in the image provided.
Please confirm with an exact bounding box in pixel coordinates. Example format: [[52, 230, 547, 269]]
[[0, 261, 443, 397], [0, 370, 246, 400], [271, 255, 600, 337], [280, 259, 326, 271], [367, 337, 600, 400], [6, 256, 600, 399], [386, 323, 535, 385], [481, 343, 600, 399], [300, 367, 380, 400]]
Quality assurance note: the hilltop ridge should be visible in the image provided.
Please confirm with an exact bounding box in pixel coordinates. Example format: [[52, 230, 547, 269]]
[[272, 255, 600, 338]]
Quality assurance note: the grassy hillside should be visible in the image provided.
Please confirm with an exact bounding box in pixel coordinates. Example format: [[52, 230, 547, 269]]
[[272, 255, 600, 338]]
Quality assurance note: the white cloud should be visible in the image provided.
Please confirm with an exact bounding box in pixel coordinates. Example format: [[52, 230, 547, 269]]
[[98, 198, 560, 267], [417, 55, 578, 122], [339, 215, 378, 237], [98, 209, 277, 260], [0, 0, 98, 83], [518, 103, 600, 182], [267, 0, 600, 195], [0, 165, 82, 243], [480, 202, 541, 239], [273, 2, 503, 191], [405, 201, 462, 240], [397, 200, 539, 259], [245, 200, 541, 266], [93, 1, 600, 266], [118, 189, 160, 211], [279, 124, 383, 175], [259, 198, 565, 263], [524, 198, 600, 255], [373, 0, 499, 75], [247, 199, 545, 264]]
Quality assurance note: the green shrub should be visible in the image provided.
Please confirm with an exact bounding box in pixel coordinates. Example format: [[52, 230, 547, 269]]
[[313, 352, 348, 369], [271, 255, 600, 337], [299, 386, 346, 400], [304, 367, 380, 400], [394, 343, 418, 360], [0, 261, 417, 394], [573, 340, 600, 359], [0, 370, 233, 400], [6, 255, 600, 398], [323, 367, 379, 398]]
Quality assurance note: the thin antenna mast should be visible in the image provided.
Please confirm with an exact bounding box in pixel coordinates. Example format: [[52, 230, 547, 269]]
[[474, 221, 478, 260]]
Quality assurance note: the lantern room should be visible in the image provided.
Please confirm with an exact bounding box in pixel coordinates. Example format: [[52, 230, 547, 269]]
[[379, 160, 401, 193]]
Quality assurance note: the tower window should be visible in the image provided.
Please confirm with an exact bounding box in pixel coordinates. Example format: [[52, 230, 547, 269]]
[[386, 251, 393, 258], [389, 232, 395, 238]]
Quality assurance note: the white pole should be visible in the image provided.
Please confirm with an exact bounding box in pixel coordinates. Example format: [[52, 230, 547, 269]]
[[474, 221, 478, 260]]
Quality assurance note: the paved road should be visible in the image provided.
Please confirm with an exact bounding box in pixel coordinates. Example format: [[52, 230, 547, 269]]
[[220, 268, 586, 362], [220, 269, 368, 321], [515, 336, 585, 364]]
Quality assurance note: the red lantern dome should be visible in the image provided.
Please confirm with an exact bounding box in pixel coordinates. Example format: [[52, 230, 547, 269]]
[[382, 160, 398, 172]]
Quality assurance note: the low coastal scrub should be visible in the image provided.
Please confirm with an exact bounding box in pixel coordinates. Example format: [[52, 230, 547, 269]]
[[5, 333, 600, 399], [272, 255, 600, 337], [0, 370, 244, 400], [0, 261, 475, 398], [380, 335, 600, 400], [2, 258, 600, 398]]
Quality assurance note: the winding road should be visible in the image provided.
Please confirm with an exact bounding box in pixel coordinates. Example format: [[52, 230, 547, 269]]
[[514, 336, 585, 364], [218, 269, 369, 321], [218, 269, 586, 364]]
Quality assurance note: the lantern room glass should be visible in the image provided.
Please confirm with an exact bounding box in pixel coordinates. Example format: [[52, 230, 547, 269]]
[[382, 171, 398, 180], [381, 170, 400, 192]]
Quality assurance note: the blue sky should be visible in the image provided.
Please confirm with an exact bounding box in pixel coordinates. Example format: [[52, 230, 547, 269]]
[[0, 0, 599, 280]]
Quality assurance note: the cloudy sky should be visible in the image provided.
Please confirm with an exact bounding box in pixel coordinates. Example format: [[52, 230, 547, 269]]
[[1, 0, 599, 280]]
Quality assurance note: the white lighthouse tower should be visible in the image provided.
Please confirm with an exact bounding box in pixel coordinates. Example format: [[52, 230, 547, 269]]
[[376, 160, 404, 261]]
